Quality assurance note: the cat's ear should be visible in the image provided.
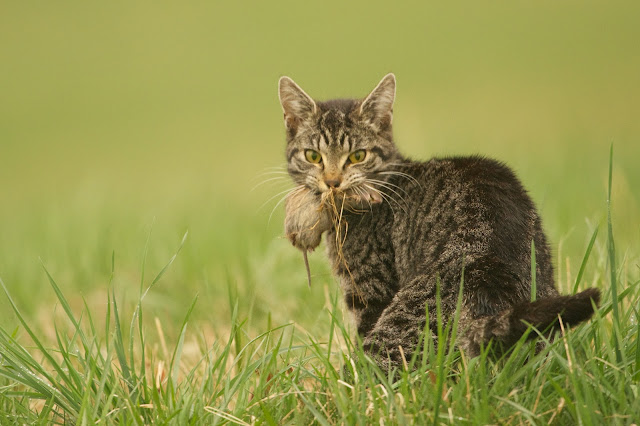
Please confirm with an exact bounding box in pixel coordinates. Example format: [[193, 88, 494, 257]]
[[359, 73, 396, 132], [278, 76, 317, 135]]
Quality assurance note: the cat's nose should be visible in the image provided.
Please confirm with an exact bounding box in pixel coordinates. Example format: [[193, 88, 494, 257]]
[[324, 177, 342, 188]]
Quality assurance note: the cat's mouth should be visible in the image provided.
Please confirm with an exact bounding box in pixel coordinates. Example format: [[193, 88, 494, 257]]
[[320, 185, 383, 206]]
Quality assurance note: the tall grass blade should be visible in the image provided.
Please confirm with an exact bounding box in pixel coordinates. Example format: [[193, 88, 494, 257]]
[[170, 296, 198, 386], [40, 263, 95, 358], [110, 287, 134, 396], [607, 144, 622, 363], [432, 274, 446, 426], [573, 226, 599, 293], [635, 307, 640, 381], [150, 230, 189, 289]]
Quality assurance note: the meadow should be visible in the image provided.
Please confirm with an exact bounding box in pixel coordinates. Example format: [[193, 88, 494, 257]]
[[1, 2, 639, 424]]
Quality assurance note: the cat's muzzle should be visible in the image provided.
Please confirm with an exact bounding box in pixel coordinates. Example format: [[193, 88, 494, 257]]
[[322, 186, 383, 209]]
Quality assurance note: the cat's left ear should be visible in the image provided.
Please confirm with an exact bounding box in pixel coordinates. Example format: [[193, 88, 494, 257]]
[[359, 73, 396, 132]]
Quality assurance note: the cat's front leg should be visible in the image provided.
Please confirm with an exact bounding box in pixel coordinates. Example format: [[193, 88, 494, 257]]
[[358, 274, 442, 375], [284, 188, 332, 252]]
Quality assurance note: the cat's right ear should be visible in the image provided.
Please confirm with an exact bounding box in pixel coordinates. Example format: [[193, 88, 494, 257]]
[[278, 76, 317, 136], [359, 73, 396, 133]]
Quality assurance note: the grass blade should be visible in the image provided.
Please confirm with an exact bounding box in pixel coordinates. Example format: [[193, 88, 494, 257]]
[[607, 144, 622, 363], [573, 226, 599, 293]]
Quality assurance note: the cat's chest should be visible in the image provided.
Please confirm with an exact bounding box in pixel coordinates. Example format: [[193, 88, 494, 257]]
[[325, 189, 445, 286], [325, 206, 396, 281], [326, 203, 439, 292]]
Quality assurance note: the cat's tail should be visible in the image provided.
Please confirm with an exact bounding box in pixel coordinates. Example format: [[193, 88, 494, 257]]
[[468, 288, 601, 354]]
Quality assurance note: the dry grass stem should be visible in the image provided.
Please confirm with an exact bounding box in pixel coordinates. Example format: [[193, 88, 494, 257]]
[[324, 190, 366, 306]]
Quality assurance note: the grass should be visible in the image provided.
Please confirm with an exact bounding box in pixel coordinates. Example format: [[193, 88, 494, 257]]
[[0, 154, 639, 424]]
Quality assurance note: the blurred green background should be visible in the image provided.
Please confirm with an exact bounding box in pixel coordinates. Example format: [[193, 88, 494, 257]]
[[1, 2, 639, 336]]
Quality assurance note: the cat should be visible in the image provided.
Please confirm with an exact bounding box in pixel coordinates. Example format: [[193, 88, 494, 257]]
[[278, 73, 600, 372]]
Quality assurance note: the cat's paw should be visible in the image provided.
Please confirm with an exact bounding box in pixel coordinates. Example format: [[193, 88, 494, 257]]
[[284, 189, 331, 252]]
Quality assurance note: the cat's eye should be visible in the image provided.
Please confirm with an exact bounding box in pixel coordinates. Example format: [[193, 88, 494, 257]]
[[348, 150, 366, 164], [305, 149, 322, 164]]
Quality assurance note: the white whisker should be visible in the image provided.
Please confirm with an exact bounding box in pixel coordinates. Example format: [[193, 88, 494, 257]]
[[366, 179, 409, 207], [376, 190, 399, 216], [363, 183, 405, 215], [268, 186, 305, 224], [251, 171, 290, 182], [379, 170, 422, 188], [250, 176, 288, 192], [254, 170, 289, 175], [254, 164, 288, 176], [364, 182, 407, 215], [367, 178, 409, 196], [258, 185, 304, 213]]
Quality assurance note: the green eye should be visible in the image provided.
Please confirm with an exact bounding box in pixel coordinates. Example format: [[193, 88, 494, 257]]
[[348, 150, 366, 164], [305, 149, 322, 164]]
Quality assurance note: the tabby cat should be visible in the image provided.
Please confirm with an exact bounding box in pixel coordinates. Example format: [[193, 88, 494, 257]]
[[279, 74, 600, 372]]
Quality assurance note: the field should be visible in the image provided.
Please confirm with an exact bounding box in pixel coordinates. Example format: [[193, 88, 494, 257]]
[[1, 2, 639, 424]]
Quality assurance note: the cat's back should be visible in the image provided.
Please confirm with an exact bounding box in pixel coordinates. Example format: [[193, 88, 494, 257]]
[[403, 155, 536, 218], [392, 155, 552, 293], [435, 156, 540, 239]]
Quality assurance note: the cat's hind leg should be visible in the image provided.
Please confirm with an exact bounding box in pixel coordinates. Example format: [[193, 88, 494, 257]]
[[457, 288, 600, 357]]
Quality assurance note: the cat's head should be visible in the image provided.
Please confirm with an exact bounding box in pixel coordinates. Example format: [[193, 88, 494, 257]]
[[278, 74, 400, 204]]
